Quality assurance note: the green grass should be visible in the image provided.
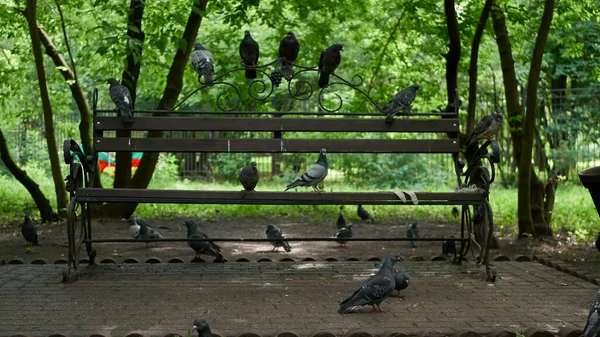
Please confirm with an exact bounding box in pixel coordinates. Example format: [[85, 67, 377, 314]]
[[1, 162, 598, 240]]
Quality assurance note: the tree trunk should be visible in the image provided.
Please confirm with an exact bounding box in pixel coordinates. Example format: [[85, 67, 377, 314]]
[[25, 0, 68, 217], [466, 0, 493, 135], [114, 0, 145, 190], [0, 128, 58, 223], [517, 0, 555, 237], [442, 0, 461, 112], [111, 0, 208, 218], [36, 26, 101, 189]]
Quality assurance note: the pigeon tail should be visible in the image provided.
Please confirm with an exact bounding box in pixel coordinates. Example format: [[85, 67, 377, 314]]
[[284, 180, 302, 191], [245, 68, 257, 79], [318, 71, 330, 88], [385, 113, 395, 123], [338, 292, 369, 314], [201, 68, 213, 86], [120, 108, 133, 123], [282, 241, 292, 252]]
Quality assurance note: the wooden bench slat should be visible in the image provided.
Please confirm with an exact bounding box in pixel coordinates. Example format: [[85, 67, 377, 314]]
[[94, 138, 459, 153], [74, 188, 486, 205], [95, 117, 460, 133]]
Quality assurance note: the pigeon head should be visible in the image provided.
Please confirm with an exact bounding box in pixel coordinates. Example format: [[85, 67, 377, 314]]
[[410, 222, 418, 229], [287, 31, 295, 37], [107, 78, 119, 85], [244, 30, 251, 37], [131, 216, 137, 224], [331, 44, 343, 52], [316, 148, 328, 167], [193, 42, 204, 50], [183, 220, 198, 230], [266, 224, 275, 231], [192, 318, 210, 333], [383, 253, 402, 267], [250, 162, 257, 169], [409, 84, 420, 91]]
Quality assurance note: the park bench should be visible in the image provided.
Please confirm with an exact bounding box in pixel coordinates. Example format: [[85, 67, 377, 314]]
[[63, 65, 499, 280]]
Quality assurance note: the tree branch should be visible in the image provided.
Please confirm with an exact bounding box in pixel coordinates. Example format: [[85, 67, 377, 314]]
[[54, 0, 78, 84], [367, 13, 404, 96]]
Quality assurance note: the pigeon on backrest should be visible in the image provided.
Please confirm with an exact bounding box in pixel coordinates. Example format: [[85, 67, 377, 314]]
[[21, 215, 38, 246], [278, 31, 300, 81], [318, 44, 343, 88], [239, 30, 259, 79], [285, 148, 328, 192], [465, 108, 503, 147], [384, 84, 419, 123], [191, 42, 214, 86], [239, 162, 259, 192], [266, 224, 292, 252], [183, 220, 226, 262], [407, 222, 419, 248], [107, 78, 133, 123], [583, 290, 600, 337], [192, 318, 213, 337]]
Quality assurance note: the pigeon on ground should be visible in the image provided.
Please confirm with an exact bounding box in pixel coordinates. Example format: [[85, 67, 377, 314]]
[[338, 253, 400, 314], [334, 225, 353, 247], [107, 78, 133, 123], [239, 30, 259, 79], [318, 44, 343, 88], [239, 162, 259, 192], [191, 42, 214, 86], [266, 224, 292, 252], [279, 31, 300, 81], [357, 204, 374, 222], [129, 218, 141, 239], [133, 217, 163, 240], [393, 268, 410, 295], [465, 108, 504, 147], [442, 236, 457, 258], [584, 290, 600, 337], [384, 84, 419, 123], [595, 233, 599, 253], [451, 206, 460, 219], [21, 215, 38, 246], [285, 148, 328, 192], [183, 220, 226, 262], [192, 318, 213, 337], [336, 209, 348, 230], [407, 223, 419, 248]]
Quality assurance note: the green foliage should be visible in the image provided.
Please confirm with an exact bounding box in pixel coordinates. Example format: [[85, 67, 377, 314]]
[[211, 153, 252, 181]]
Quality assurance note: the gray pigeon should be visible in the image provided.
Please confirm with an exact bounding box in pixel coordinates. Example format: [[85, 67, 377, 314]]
[[334, 225, 353, 247], [266, 224, 292, 252], [285, 148, 328, 192], [192, 318, 213, 337], [279, 31, 300, 81], [134, 217, 163, 240], [384, 84, 419, 123], [466, 108, 503, 147], [239, 30, 259, 79], [21, 215, 38, 246], [183, 220, 226, 262], [357, 204, 374, 222], [191, 42, 214, 86], [584, 291, 600, 337], [336, 210, 348, 230], [393, 268, 410, 295], [442, 236, 457, 258], [407, 222, 419, 248], [239, 162, 259, 192], [318, 44, 343, 88], [338, 253, 400, 313], [107, 78, 133, 123], [129, 218, 141, 239]]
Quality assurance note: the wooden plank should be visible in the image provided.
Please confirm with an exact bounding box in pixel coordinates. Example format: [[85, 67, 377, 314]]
[[95, 138, 459, 153], [74, 188, 486, 205], [95, 116, 460, 133]]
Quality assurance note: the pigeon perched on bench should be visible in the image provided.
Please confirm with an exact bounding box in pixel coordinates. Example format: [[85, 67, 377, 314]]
[[107, 78, 133, 123], [239, 161, 259, 192], [393, 268, 410, 295], [357, 204, 374, 222], [21, 215, 38, 246], [583, 290, 600, 337], [239, 30, 259, 79], [334, 224, 353, 247], [191, 42, 214, 86], [338, 253, 400, 313], [407, 222, 419, 248], [465, 108, 503, 147], [191, 318, 213, 337], [183, 220, 226, 262], [285, 148, 328, 192], [279, 31, 300, 81], [318, 44, 343, 88], [384, 84, 419, 123], [266, 224, 292, 252]]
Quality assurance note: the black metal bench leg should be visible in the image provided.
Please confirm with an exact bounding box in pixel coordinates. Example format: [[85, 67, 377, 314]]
[[83, 203, 96, 265]]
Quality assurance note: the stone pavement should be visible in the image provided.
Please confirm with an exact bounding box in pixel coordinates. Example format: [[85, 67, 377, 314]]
[[0, 261, 597, 337]]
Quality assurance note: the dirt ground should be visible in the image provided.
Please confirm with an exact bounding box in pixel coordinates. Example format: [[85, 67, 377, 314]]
[[1, 210, 599, 263]]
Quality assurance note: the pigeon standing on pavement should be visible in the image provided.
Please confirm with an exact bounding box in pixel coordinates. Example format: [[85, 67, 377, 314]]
[[239, 162, 259, 192], [285, 148, 328, 192], [134, 217, 163, 240], [318, 44, 343, 88], [393, 268, 410, 295], [239, 30, 260, 79], [334, 224, 353, 247], [21, 215, 38, 246], [129, 217, 141, 239], [583, 290, 600, 337], [384, 84, 419, 123], [279, 31, 300, 81], [266, 224, 292, 252], [465, 108, 504, 147], [183, 220, 226, 262], [191, 318, 213, 337], [107, 78, 133, 123], [357, 204, 374, 223], [336, 209, 348, 230], [338, 253, 400, 314], [442, 236, 457, 259], [191, 42, 214, 86], [407, 222, 419, 248]]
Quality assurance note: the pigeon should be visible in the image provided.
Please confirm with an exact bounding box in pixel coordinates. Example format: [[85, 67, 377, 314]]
[[129, 218, 141, 239], [107, 78, 133, 123], [285, 148, 328, 192], [279, 31, 300, 81], [451, 206, 460, 219], [192, 318, 213, 337], [393, 268, 410, 295], [465, 108, 504, 147], [584, 290, 600, 337], [133, 217, 163, 240], [239, 162, 259, 192], [191, 42, 214, 86], [384, 84, 419, 123], [183, 220, 226, 262], [338, 253, 400, 313], [336, 210, 348, 230], [266, 224, 292, 252], [239, 30, 259, 79], [595, 233, 600, 253], [407, 223, 419, 248], [442, 236, 457, 258], [21, 215, 38, 246], [357, 204, 374, 222], [334, 225, 353, 247], [318, 44, 343, 88]]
